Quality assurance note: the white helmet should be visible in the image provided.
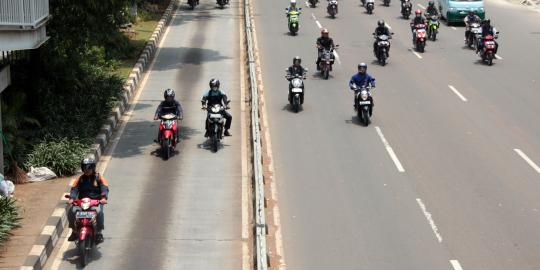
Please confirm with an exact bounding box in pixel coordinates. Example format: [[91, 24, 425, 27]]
[[290, 0, 297, 6]]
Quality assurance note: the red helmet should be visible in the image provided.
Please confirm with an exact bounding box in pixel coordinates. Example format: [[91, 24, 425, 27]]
[[415, 9, 422, 15]]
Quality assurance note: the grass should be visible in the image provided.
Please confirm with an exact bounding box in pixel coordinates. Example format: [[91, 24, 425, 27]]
[[115, 18, 161, 79], [0, 197, 21, 246]]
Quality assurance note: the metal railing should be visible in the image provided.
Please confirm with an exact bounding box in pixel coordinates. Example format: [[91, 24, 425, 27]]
[[244, 0, 269, 269], [0, 0, 49, 29]]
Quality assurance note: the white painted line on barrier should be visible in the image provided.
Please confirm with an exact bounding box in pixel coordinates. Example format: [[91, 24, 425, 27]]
[[448, 85, 468, 102], [450, 260, 464, 270], [416, 198, 443, 243], [375, 126, 405, 172], [29, 245, 45, 256], [514, 149, 540, 173], [413, 51, 423, 59], [495, 54, 503, 59], [417, 3, 426, 9]]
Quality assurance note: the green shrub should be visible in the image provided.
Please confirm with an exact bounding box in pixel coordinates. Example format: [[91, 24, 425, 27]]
[[25, 138, 88, 176], [0, 197, 21, 245]]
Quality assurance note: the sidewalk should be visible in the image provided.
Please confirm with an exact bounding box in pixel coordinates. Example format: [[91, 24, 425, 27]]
[[0, 178, 70, 270]]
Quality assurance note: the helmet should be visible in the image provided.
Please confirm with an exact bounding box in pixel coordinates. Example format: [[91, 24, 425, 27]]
[[164, 88, 175, 99], [468, 10, 475, 15], [290, 0, 297, 6], [321, 28, 329, 37], [377, 20, 385, 27], [293, 56, 301, 65], [81, 158, 96, 173], [209, 78, 220, 90], [358, 63, 367, 73], [415, 9, 422, 16], [483, 18, 491, 25], [428, 1, 434, 6]]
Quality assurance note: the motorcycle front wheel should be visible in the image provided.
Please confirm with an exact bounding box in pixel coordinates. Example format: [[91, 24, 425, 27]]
[[78, 237, 92, 267]]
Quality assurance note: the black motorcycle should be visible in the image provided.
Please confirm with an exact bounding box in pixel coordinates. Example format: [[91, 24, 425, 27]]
[[327, 0, 338, 18], [318, 45, 338, 80], [286, 70, 308, 113], [309, 0, 318, 7], [204, 103, 229, 152], [374, 33, 392, 66], [365, 0, 375, 14], [401, 0, 412, 19], [352, 84, 373, 126], [217, 0, 229, 8], [188, 0, 198, 9]]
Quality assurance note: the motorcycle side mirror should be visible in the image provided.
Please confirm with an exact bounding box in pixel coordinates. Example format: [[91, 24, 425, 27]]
[[226, 100, 231, 104], [64, 194, 71, 199], [299, 7, 302, 10]]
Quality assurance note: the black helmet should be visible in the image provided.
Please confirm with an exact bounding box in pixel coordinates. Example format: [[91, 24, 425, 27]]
[[81, 158, 96, 173], [209, 78, 220, 90], [293, 56, 301, 65], [428, 0, 434, 6], [164, 88, 175, 99], [468, 10, 475, 15], [484, 18, 491, 24], [377, 20, 385, 27]]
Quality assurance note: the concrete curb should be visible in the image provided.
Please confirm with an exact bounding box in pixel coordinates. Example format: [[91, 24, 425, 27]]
[[19, 1, 177, 269]]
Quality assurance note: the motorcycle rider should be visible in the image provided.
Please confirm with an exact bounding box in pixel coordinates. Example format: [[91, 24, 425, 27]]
[[154, 88, 183, 143], [401, 0, 412, 14], [316, 28, 336, 70], [477, 18, 499, 54], [286, 0, 300, 14], [464, 10, 481, 42], [201, 79, 232, 137], [410, 9, 426, 40], [425, 1, 439, 17], [67, 158, 109, 243], [327, 0, 339, 14], [286, 56, 308, 104], [373, 20, 391, 56], [349, 63, 376, 115]]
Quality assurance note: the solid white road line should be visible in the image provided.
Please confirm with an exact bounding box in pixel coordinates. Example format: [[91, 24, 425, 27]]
[[514, 149, 540, 174], [316, 20, 322, 29], [375, 126, 405, 172], [416, 198, 443, 243], [412, 51, 423, 59], [450, 260, 464, 270], [417, 3, 426, 9], [448, 85, 468, 102], [333, 51, 342, 65], [451, 26, 457, 30], [495, 54, 503, 60]]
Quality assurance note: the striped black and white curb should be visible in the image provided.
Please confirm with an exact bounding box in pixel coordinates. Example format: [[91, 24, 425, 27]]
[[19, 1, 177, 269]]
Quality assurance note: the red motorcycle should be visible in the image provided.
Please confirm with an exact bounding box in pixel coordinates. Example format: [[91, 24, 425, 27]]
[[479, 34, 497, 66], [157, 113, 178, 160], [66, 195, 102, 267], [413, 24, 427, 53]]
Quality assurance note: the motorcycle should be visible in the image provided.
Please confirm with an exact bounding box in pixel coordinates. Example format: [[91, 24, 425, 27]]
[[327, 0, 338, 18], [401, 0, 412, 19], [285, 71, 307, 113], [479, 34, 497, 66], [427, 15, 440, 41], [66, 195, 103, 267], [374, 33, 392, 66], [318, 45, 338, 80], [217, 0, 229, 8], [352, 84, 373, 126], [157, 113, 178, 160], [466, 22, 481, 48], [382, 0, 390, 7], [205, 103, 229, 152], [366, 0, 375, 14], [309, 0, 318, 7], [286, 8, 302, 35], [413, 23, 427, 52], [187, 0, 198, 9]]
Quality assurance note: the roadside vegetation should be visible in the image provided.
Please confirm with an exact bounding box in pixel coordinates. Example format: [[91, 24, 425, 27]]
[[0, 197, 20, 246]]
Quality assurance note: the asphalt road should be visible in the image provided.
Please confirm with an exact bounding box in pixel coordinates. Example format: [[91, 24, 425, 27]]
[[253, 0, 540, 269], [44, 1, 244, 269]]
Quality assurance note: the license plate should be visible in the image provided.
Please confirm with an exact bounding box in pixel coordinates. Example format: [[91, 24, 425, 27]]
[[292, 88, 303, 93], [358, 101, 371, 105], [209, 113, 222, 118], [76, 211, 96, 219]]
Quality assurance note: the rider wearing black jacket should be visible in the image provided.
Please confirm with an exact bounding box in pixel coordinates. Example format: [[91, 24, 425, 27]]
[[425, 1, 438, 17], [316, 28, 335, 70], [202, 79, 232, 137], [477, 19, 499, 54], [373, 20, 391, 55], [287, 56, 307, 104]]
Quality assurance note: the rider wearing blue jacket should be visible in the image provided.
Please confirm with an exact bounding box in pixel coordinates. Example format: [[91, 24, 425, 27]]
[[349, 63, 376, 115]]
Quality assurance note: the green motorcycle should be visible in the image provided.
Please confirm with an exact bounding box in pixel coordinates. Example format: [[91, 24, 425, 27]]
[[427, 15, 440, 41], [286, 8, 301, 36]]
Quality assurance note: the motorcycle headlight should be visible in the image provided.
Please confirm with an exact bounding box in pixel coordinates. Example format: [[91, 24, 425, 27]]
[[291, 78, 302, 88], [81, 201, 91, 210], [361, 91, 369, 100], [211, 106, 220, 113]]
